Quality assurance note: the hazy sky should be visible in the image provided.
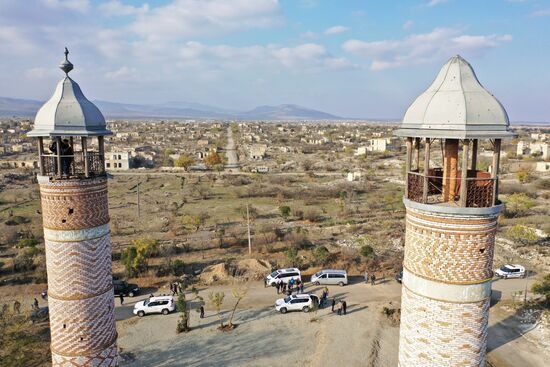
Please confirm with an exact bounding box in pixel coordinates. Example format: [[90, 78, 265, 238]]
[[1, 0, 549, 121]]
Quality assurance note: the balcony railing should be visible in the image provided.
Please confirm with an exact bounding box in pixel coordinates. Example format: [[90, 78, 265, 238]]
[[40, 152, 105, 179], [406, 170, 496, 208]]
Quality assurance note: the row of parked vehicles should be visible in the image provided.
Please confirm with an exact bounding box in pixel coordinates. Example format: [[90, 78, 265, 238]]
[[119, 263, 527, 318], [113, 279, 178, 317], [266, 268, 348, 314], [265, 268, 349, 287]]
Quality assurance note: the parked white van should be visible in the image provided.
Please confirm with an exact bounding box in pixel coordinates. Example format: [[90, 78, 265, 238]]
[[265, 268, 301, 286], [311, 269, 348, 286], [495, 264, 526, 279], [275, 294, 319, 314], [133, 295, 175, 317]]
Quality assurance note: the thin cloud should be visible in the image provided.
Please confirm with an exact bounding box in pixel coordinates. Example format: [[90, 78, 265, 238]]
[[325, 25, 350, 35], [176, 41, 355, 72], [41, 0, 90, 13], [130, 0, 284, 42], [426, 0, 449, 7], [342, 27, 512, 70], [531, 8, 550, 17], [99, 0, 149, 17], [403, 20, 414, 30], [300, 31, 318, 39]]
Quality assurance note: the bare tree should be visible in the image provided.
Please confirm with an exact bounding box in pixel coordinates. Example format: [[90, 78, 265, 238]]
[[228, 286, 249, 328]]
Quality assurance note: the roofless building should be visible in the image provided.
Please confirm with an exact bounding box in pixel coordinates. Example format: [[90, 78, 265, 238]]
[[395, 55, 514, 366], [28, 49, 118, 367]]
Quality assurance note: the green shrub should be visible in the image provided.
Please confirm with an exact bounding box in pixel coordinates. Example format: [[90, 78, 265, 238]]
[[506, 225, 538, 244], [517, 170, 533, 183], [312, 245, 330, 265], [15, 238, 38, 248], [172, 259, 185, 276], [121, 237, 159, 277], [284, 246, 302, 267], [279, 205, 291, 220], [360, 245, 375, 258], [532, 274, 550, 307], [503, 193, 536, 217], [12, 248, 38, 272], [5, 216, 30, 226]]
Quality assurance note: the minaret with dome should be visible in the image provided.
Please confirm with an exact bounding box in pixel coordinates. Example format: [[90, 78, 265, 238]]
[[28, 48, 119, 367], [395, 55, 514, 367]]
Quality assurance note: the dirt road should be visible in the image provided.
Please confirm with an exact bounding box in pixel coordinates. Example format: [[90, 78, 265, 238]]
[[224, 126, 239, 170], [115, 277, 548, 367]]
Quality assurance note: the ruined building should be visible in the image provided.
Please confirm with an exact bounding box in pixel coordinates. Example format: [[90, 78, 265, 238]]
[[395, 55, 514, 366], [28, 49, 118, 366]]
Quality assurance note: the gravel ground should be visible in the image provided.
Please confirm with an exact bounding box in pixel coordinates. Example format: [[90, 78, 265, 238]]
[[115, 278, 548, 367]]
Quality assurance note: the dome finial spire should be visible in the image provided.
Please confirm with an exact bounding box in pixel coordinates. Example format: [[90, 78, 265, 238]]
[[59, 46, 74, 76]]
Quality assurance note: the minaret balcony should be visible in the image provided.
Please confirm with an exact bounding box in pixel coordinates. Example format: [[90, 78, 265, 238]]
[[40, 151, 105, 179], [406, 169, 496, 208]]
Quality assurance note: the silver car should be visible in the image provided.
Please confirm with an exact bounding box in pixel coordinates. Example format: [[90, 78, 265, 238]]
[[311, 269, 348, 286]]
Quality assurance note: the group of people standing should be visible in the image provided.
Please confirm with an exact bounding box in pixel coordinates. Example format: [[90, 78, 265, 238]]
[[364, 271, 378, 286], [331, 298, 347, 315], [170, 282, 183, 296], [275, 277, 304, 295]]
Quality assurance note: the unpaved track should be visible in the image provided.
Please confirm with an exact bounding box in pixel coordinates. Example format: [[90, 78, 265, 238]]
[[116, 278, 546, 367]]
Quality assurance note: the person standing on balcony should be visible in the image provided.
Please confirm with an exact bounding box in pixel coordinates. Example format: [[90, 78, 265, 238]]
[[61, 139, 73, 176]]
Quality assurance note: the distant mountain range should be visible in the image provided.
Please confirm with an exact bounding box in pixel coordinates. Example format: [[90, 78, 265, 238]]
[[0, 96, 343, 120]]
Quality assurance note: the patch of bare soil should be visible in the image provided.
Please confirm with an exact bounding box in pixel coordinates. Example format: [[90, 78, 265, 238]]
[[200, 259, 271, 284]]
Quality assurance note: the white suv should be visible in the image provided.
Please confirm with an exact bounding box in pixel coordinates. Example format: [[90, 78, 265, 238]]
[[495, 264, 526, 279], [275, 294, 319, 314], [265, 268, 301, 286], [133, 296, 175, 317]]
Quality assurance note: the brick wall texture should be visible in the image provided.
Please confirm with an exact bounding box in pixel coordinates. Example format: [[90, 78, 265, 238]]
[[399, 286, 490, 367], [40, 177, 118, 367], [404, 209, 498, 284], [398, 206, 498, 367]]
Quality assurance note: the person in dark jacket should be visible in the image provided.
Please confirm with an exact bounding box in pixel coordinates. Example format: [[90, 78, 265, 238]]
[[342, 300, 347, 315], [200, 305, 205, 318], [331, 298, 336, 312], [60, 139, 73, 176], [119, 293, 124, 305]]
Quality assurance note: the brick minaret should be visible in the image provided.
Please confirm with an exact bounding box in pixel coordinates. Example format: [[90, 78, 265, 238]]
[[28, 49, 118, 366], [395, 55, 514, 367]]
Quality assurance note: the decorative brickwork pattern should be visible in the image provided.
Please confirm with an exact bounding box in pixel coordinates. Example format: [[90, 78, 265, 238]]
[[49, 290, 117, 356], [404, 208, 498, 284], [399, 286, 489, 367], [51, 342, 118, 367], [45, 233, 113, 300], [398, 204, 500, 367], [40, 178, 110, 230], [39, 177, 118, 367]]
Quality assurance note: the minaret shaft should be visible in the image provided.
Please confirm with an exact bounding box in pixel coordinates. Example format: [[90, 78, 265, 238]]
[[40, 176, 118, 366], [398, 204, 498, 366]]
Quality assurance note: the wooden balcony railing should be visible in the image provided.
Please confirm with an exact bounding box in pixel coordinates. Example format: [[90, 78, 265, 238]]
[[406, 170, 496, 208], [40, 152, 105, 179]]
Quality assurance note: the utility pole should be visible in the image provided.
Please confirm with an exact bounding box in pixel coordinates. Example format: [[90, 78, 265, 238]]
[[129, 181, 141, 221], [523, 269, 529, 305], [246, 203, 251, 256], [137, 181, 141, 220]]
